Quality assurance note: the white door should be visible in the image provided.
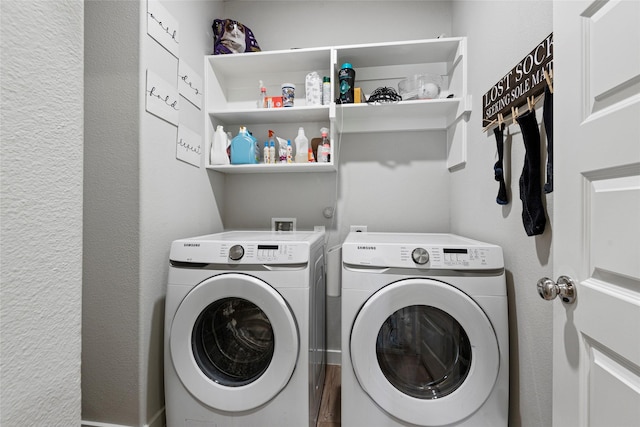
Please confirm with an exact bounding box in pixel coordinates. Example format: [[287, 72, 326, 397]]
[[551, 1, 640, 426]]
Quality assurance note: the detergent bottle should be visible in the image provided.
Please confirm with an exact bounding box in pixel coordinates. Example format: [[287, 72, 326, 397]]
[[230, 126, 258, 164], [294, 127, 309, 163], [210, 125, 230, 165]]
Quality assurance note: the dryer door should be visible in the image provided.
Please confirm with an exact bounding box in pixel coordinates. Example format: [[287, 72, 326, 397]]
[[350, 278, 499, 426], [170, 273, 298, 412]]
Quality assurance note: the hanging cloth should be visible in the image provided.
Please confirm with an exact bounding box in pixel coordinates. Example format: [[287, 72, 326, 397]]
[[516, 109, 546, 236], [493, 123, 508, 205], [542, 85, 553, 193]]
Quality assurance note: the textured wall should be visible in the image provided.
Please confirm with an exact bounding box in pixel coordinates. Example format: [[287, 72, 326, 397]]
[[450, 2, 554, 426], [0, 1, 84, 425]]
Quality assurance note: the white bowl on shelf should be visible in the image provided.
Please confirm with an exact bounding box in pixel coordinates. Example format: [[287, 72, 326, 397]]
[[398, 74, 443, 100]]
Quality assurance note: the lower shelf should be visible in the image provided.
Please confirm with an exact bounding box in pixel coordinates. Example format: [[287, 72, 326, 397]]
[[207, 162, 336, 174]]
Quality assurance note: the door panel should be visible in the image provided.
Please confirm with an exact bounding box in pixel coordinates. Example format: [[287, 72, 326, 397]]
[[588, 173, 640, 281], [585, 0, 640, 113], [588, 344, 640, 427]]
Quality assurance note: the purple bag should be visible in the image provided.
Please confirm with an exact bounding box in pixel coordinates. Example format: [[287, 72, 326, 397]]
[[212, 19, 261, 55]]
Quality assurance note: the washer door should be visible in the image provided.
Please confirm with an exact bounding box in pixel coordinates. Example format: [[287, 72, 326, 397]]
[[350, 278, 499, 426], [170, 273, 298, 412]]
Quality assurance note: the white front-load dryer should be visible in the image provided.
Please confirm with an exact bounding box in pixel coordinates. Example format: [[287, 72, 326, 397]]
[[164, 231, 326, 427], [341, 232, 508, 427]]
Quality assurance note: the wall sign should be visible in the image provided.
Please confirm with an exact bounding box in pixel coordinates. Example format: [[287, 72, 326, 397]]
[[145, 70, 179, 125], [178, 60, 203, 110], [176, 124, 202, 168], [483, 33, 553, 127], [147, 0, 179, 58]]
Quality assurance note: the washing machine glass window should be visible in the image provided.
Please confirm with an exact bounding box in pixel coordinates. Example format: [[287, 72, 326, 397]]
[[376, 305, 471, 399], [350, 278, 500, 426], [192, 297, 274, 387]]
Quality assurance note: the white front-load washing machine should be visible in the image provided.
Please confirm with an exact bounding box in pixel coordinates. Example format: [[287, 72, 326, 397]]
[[164, 231, 326, 427], [341, 232, 508, 427]]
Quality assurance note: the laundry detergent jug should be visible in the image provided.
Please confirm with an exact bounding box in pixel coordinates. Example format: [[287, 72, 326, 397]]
[[230, 126, 259, 165]]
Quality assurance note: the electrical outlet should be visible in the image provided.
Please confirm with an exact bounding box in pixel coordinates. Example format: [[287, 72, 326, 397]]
[[350, 225, 367, 233]]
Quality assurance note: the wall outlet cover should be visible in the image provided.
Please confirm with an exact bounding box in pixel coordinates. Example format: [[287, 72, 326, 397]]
[[272, 217, 296, 232]]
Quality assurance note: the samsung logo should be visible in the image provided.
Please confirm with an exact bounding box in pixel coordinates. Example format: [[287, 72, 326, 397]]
[[184, 243, 200, 247], [357, 245, 377, 250]]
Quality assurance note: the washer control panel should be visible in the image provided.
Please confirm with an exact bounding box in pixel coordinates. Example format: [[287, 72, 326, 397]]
[[220, 243, 304, 263], [169, 231, 322, 265], [171, 241, 311, 264]]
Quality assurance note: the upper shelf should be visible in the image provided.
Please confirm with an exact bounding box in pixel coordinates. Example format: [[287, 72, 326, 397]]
[[206, 47, 331, 77], [209, 105, 330, 126], [335, 38, 463, 69]]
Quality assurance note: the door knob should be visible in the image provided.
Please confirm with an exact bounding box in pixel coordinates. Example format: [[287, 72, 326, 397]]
[[537, 275, 576, 304]]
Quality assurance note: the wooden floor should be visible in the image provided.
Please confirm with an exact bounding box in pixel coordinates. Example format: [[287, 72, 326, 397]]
[[317, 365, 341, 427]]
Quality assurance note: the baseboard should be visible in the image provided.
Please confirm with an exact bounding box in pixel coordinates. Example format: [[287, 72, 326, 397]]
[[82, 421, 131, 427], [326, 349, 341, 366], [147, 407, 165, 427], [82, 407, 164, 427]]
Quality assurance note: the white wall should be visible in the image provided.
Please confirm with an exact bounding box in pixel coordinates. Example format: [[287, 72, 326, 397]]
[[83, 1, 223, 426], [0, 1, 553, 426], [228, 3, 554, 426], [222, 0, 454, 356], [450, 2, 553, 426], [0, 1, 84, 425]]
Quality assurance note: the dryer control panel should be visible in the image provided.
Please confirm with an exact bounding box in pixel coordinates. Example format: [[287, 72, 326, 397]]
[[404, 247, 495, 268], [342, 232, 504, 270]]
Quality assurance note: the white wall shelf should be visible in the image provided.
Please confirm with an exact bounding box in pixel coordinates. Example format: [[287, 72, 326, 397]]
[[209, 162, 335, 174], [209, 105, 330, 126], [204, 37, 469, 172], [335, 98, 466, 133]]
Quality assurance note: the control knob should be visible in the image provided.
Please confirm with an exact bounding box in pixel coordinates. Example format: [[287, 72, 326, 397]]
[[411, 247, 429, 265], [229, 244, 245, 261]]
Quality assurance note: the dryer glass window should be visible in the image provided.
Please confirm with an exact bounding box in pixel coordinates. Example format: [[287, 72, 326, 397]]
[[376, 305, 471, 399], [192, 297, 274, 387]]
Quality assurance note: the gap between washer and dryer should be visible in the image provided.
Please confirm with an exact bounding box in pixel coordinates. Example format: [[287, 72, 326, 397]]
[[317, 365, 341, 427]]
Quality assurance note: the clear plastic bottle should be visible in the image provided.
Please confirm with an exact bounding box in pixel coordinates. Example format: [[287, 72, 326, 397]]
[[258, 80, 266, 108], [319, 128, 331, 163], [294, 127, 309, 163]]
